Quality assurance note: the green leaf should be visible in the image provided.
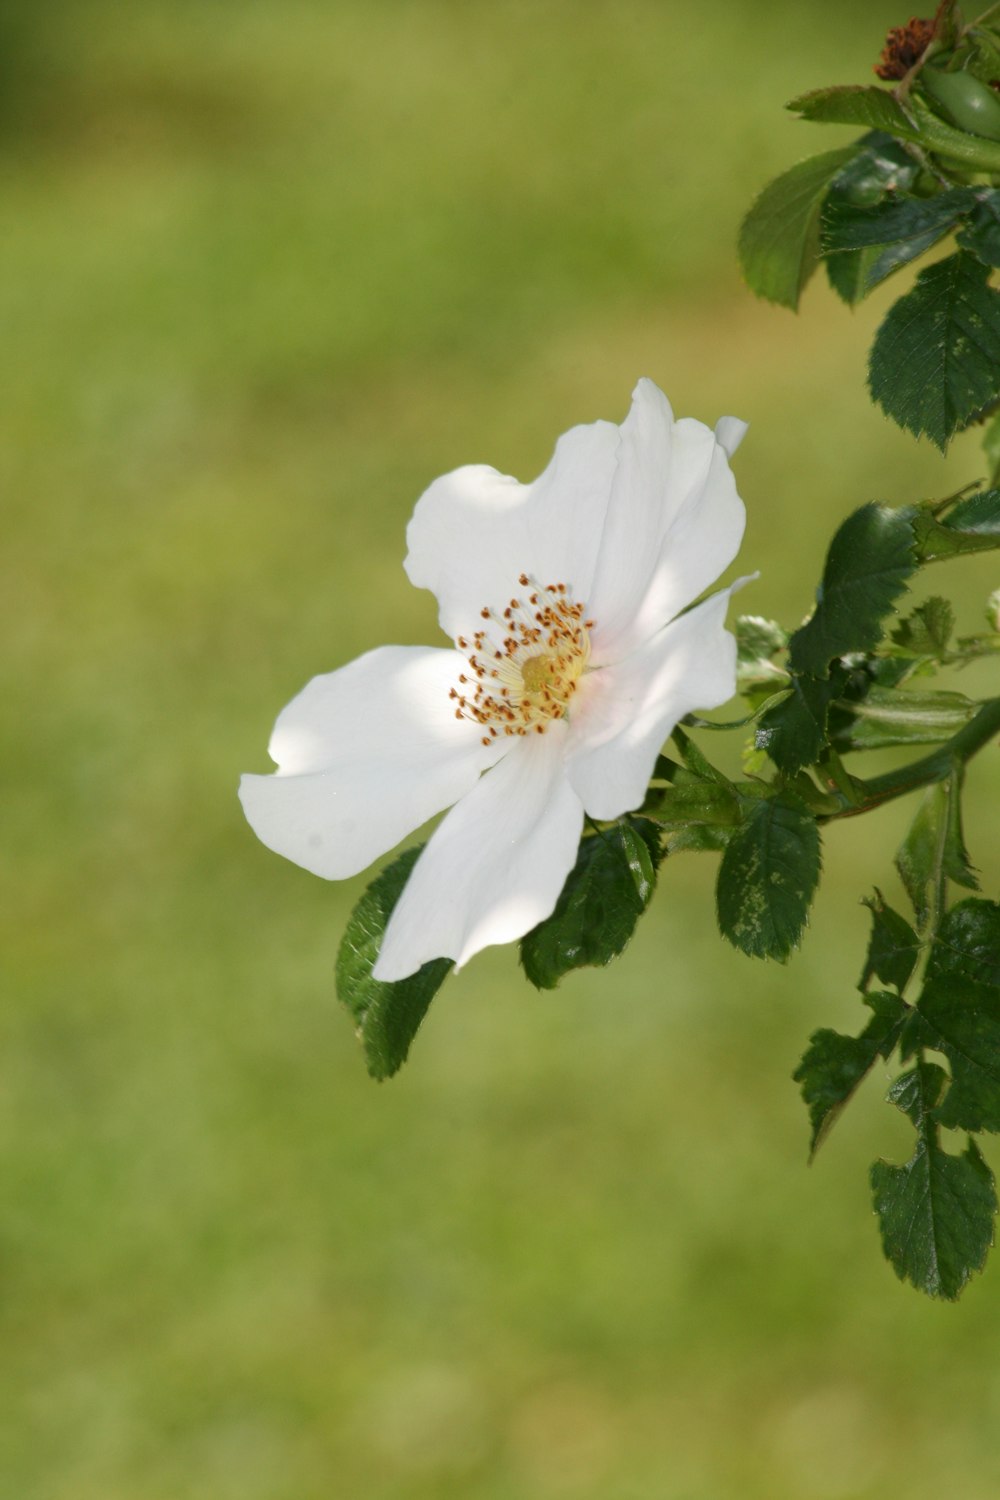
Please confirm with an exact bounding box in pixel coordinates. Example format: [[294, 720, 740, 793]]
[[735, 614, 789, 693], [822, 188, 977, 252], [716, 793, 821, 960], [795, 990, 908, 1155], [891, 596, 955, 656], [786, 503, 916, 677], [983, 409, 1000, 485], [871, 1062, 996, 1300], [895, 772, 979, 931], [827, 133, 920, 207], [788, 85, 914, 136], [825, 243, 884, 306], [904, 976, 1000, 1133], [859, 890, 921, 995], [738, 146, 861, 309], [520, 819, 662, 990], [830, 685, 977, 751], [926, 898, 1000, 989], [868, 252, 1000, 450], [912, 489, 1000, 559], [956, 192, 1000, 267], [754, 670, 845, 773], [336, 845, 452, 1080]]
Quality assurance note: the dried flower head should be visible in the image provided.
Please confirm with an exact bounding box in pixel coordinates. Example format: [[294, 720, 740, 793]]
[[875, 16, 936, 80]]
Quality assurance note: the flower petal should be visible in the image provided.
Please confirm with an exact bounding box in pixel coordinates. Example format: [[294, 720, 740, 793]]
[[239, 645, 501, 879], [587, 380, 746, 665], [404, 417, 620, 641], [373, 725, 584, 981], [565, 588, 738, 821]]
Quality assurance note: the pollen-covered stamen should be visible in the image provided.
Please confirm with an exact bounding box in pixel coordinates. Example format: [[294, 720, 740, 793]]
[[453, 574, 594, 741]]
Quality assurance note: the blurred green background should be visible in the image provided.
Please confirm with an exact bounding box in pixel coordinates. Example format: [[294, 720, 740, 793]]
[[4, 2, 1000, 1497]]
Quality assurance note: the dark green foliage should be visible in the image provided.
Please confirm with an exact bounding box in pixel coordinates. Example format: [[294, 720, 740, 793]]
[[868, 252, 1000, 450], [716, 793, 821, 960], [822, 188, 976, 253], [823, 135, 921, 302], [926, 899, 1000, 989], [795, 991, 908, 1155], [785, 504, 915, 678], [859, 891, 921, 995], [738, 145, 860, 309], [956, 192, 1000, 267], [871, 1062, 997, 1300], [520, 819, 662, 990], [754, 668, 846, 773], [336, 845, 452, 1080], [904, 977, 1000, 1133]]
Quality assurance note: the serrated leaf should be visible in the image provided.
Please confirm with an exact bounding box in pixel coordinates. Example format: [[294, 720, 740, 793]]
[[871, 1062, 996, 1299], [860, 891, 921, 995], [520, 819, 662, 990], [825, 243, 884, 305], [891, 596, 955, 656], [787, 503, 916, 677], [822, 188, 976, 252], [895, 772, 979, 931], [754, 670, 844, 773], [868, 252, 1000, 450], [926, 898, 1000, 988], [795, 990, 908, 1155], [956, 192, 1000, 267], [904, 976, 1000, 1133], [864, 227, 959, 293], [912, 489, 1000, 559], [736, 614, 789, 691], [738, 146, 861, 309], [788, 85, 914, 136], [716, 793, 821, 960], [336, 845, 452, 1080], [830, 684, 976, 750]]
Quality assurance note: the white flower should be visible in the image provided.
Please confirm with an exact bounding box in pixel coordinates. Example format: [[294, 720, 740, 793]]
[[240, 378, 747, 981]]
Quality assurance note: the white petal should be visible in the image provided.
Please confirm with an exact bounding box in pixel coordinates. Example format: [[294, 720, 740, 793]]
[[565, 589, 738, 821], [404, 417, 620, 641], [587, 380, 746, 665], [239, 646, 501, 879], [715, 415, 748, 458], [373, 726, 584, 981]]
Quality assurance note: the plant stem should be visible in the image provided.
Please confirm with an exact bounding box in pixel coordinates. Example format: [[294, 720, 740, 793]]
[[820, 696, 1000, 822]]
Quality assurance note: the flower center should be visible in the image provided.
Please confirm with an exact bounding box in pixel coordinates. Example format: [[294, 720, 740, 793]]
[[450, 573, 594, 743]]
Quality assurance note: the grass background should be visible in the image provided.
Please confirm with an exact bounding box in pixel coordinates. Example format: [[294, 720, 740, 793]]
[[3, 2, 1000, 1496]]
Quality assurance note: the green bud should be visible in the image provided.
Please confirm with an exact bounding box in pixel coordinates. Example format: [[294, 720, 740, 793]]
[[921, 65, 1000, 143]]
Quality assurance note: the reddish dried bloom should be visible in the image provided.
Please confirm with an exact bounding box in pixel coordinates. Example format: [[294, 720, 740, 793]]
[[875, 16, 936, 80]]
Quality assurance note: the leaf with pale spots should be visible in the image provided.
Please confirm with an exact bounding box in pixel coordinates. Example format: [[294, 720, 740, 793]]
[[520, 818, 663, 990], [336, 845, 452, 1080], [716, 792, 821, 961], [871, 1062, 997, 1300], [869, 252, 1000, 450]]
